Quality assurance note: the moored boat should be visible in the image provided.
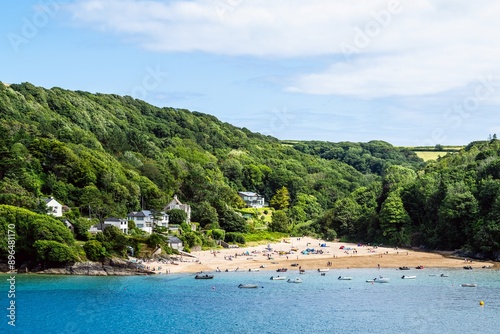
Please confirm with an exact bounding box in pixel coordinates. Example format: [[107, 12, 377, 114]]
[[287, 277, 303, 283], [195, 274, 214, 279], [440, 273, 449, 277], [318, 268, 329, 272], [461, 283, 477, 287], [277, 268, 288, 272], [399, 266, 410, 270], [401, 275, 416, 279], [238, 284, 260, 288], [367, 276, 390, 283], [338, 276, 352, 280], [270, 276, 287, 280]]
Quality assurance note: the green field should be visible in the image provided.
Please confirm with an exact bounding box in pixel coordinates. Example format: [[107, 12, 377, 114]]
[[414, 151, 448, 161], [405, 146, 464, 162]]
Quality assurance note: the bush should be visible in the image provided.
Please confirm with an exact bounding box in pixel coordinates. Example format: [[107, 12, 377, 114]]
[[34, 240, 78, 264], [212, 229, 225, 241], [225, 232, 246, 244], [83, 240, 106, 261]]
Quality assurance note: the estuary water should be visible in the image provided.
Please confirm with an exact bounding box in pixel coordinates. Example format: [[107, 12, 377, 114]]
[[1, 268, 499, 334]]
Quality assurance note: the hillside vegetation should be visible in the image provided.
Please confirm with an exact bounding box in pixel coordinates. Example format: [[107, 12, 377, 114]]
[[1, 81, 499, 267]]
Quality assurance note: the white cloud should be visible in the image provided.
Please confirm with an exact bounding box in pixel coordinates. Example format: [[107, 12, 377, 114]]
[[67, 0, 500, 98]]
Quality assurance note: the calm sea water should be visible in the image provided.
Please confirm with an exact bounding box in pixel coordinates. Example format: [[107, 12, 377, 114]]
[[1, 268, 499, 334]]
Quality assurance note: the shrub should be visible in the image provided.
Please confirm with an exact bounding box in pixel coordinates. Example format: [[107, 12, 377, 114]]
[[34, 240, 78, 264], [225, 232, 246, 244], [83, 240, 107, 261]]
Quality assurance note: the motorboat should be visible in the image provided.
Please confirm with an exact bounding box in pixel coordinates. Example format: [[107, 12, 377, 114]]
[[287, 277, 303, 283], [461, 283, 477, 287], [401, 275, 416, 279], [248, 268, 260, 272], [317, 268, 329, 272], [399, 266, 410, 270], [299, 269, 305, 274], [367, 277, 389, 283], [374, 277, 390, 283], [270, 276, 287, 280], [415, 265, 424, 269], [195, 274, 214, 279], [463, 266, 473, 270], [277, 268, 288, 272], [338, 276, 352, 280], [238, 284, 260, 288], [440, 274, 449, 277]]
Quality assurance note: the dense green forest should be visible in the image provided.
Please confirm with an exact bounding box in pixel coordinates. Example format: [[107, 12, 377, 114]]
[[0, 82, 499, 268]]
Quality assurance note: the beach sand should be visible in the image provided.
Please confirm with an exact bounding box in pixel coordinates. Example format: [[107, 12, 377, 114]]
[[144, 237, 495, 275]]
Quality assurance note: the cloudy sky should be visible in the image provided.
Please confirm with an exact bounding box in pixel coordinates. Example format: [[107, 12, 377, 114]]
[[2, 0, 500, 146]]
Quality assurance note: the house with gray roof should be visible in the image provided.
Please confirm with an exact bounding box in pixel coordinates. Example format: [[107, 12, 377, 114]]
[[238, 191, 265, 208]]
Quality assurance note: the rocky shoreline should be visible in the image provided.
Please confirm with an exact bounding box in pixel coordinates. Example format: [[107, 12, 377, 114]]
[[1, 258, 154, 276]]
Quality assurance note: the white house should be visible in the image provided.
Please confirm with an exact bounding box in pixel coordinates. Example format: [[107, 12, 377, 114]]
[[126, 210, 169, 234], [237, 191, 265, 208], [43, 197, 63, 217], [164, 195, 191, 223], [167, 236, 183, 251], [103, 217, 129, 234]]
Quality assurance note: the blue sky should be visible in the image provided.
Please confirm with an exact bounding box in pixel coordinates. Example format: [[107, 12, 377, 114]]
[[2, 0, 500, 146]]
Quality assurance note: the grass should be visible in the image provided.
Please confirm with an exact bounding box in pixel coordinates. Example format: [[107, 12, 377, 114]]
[[414, 151, 448, 161]]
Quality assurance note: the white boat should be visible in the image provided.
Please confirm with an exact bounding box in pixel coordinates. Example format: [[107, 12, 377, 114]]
[[270, 276, 287, 280], [401, 275, 416, 279], [287, 277, 303, 283], [374, 277, 390, 283], [318, 268, 329, 272], [238, 284, 260, 289], [338, 276, 352, 280], [461, 283, 477, 287], [440, 274, 449, 277]]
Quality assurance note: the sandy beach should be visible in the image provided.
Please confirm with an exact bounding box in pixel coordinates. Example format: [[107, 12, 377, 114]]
[[142, 237, 496, 275]]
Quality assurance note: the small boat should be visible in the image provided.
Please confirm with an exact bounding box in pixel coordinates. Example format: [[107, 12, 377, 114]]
[[287, 277, 303, 283], [277, 268, 288, 272], [399, 266, 410, 270], [195, 274, 214, 279], [238, 284, 260, 289], [299, 269, 305, 274], [318, 268, 329, 272], [415, 265, 424, 269], [463, 266, 473, 270], [270, 276, 287, 280], [248, 268, 260, 272], [375, 277, 390, 283], [461, 283, 477, 287], [401, 275, 416, 279], [338, 276, 352, 280], [440, 274, 449, 277], [290, 263, 299, 267]]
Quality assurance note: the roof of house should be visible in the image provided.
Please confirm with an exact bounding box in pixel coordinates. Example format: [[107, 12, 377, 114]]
[[167, 236, 183, 244], [238, 191, 262, 197], [104, 217, 123, 222], [127, 210, 152, 217], [42, 197, 60, 204]]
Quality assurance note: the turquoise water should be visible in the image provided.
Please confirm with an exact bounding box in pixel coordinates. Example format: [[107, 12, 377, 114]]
[[1, 268, 499, 334]]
